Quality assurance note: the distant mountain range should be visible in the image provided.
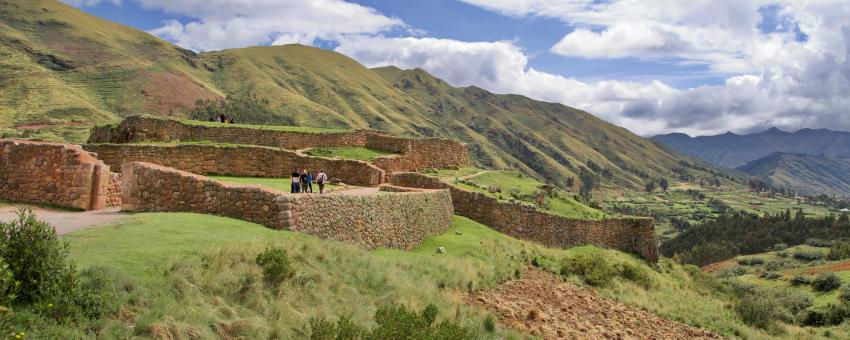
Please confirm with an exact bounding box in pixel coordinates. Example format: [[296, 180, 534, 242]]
[[653, 127, 850, 168], [736, 152, 850, 196]]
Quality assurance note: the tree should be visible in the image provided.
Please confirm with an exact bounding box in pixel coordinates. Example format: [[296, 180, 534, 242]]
[[645, 181, 656, 193], [579, 171, 597, 203], [659, 178, 669, 192]]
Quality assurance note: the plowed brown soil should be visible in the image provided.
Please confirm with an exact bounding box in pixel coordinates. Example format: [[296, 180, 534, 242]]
[[466, 268, 723, 339]]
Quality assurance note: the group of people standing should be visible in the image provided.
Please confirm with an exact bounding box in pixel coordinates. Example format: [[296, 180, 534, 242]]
[[291, 169, 328, 194]]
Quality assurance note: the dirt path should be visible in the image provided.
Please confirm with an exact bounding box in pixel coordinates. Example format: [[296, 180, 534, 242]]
[[458, 170, 491, 181], [466, 267, 722, 339], [0, 204, 127, 235]]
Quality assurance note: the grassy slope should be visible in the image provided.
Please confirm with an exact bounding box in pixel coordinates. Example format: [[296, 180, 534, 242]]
[[0, 0, 220, 142], [56, 212, 847, 339], [0, 0, 729, 192], [208, 175, 340, 193]]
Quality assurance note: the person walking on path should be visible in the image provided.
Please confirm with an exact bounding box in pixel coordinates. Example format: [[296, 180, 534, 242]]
[[300, 170, 308, 193], [306, 171, 314, 193], [316, 170, 328, 194], [290, 168, 301, 193]]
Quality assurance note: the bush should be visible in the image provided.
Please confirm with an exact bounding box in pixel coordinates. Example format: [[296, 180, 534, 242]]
[[0, 258, 18, 306], [801, 304, 850, 326], [735, 293, 785, 331], [370, 303, 477, 339], [738, 257, 765, 266], [310, 316, 365, 340], [0, 209, 78, 311], [732, 284, 812, 330], [812, 272, 842, 292], [805, 238, 833, 247], [793, 250, 824, 261], [791, 274, 811, 286], [772, 243, 789, 251], [828, 241, 850, 260], [763, 259, 798, 272], [758, 271, 782, 280], [839, 285, 850, 303], [559, 253, 653, 288], [255, 246, 295, 289], [483, 314, 496, 333]]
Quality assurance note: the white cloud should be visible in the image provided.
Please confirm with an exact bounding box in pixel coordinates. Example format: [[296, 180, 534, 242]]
[[69, 0, 405, 51]]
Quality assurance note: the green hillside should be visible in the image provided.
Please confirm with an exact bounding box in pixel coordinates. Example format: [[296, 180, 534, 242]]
[[0, 0, 724, 191], [737, 152, 850, 196]]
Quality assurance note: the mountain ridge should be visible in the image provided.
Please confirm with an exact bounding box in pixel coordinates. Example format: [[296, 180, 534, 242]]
[[653, 127, 850, 168], [736, 152, 850, 196], [0, 0, 726, 191]]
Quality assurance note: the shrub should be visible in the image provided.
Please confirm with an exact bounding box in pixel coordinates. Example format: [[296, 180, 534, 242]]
[[559, 253, 653, 288], [0, 258, 18, 306], [735, 293, 785, 331], [483, 314, 496, 333], [791, 275, 811, 286], [805, 238, 833, 247], [758, 271, 782, 280], [772, 243, 789, 251], [828, 241, 850, 260], [370, 303, 477, 339], [801, 304, 850, 326], [0, 209, 78, 310], [738, 257, 765, 266], [839, 285, 850, 303], [732, 284, 812, 330], [255, 246, 295, 289], [793, 250, 824, 261], [763, 259, 798, 272], [714, 265, 748, 279], [812, 272, 842, 292], [310, 316, 365, 340]]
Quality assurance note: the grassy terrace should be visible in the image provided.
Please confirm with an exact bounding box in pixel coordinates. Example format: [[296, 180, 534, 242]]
[[178, 118, 351, 133], [425, 168, 606, 220], [208, 175, 340, 193], [53, 212, 835, 339], [304, 146, 399, 162]]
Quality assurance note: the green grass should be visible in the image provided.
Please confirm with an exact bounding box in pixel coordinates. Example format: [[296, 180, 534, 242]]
[[56, 212, 848, 338], [176, 116, 350, 133], [466, 171, 542, 196], [304, 146, 398, 162], [208, 175, 340, 193]]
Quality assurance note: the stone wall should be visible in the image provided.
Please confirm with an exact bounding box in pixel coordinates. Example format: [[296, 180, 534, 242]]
[[90, 116, 470, 173], [85, 144, 384, 186], [121, 162, 453, 250], [389, 172, 658, 261], [0, 140, 110, 210], [105, 172, 122, 208]]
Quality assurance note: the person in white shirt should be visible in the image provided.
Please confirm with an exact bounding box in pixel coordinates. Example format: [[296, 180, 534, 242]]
[[316, 170, 328, 194]]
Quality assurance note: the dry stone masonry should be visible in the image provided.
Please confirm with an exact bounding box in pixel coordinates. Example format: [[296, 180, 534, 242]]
[[0, 139, 111, 210], [84, 143, 384, 186], [89, 116, 469, 174], [390, 172, 659, 262], [122, 162, 454, 250]]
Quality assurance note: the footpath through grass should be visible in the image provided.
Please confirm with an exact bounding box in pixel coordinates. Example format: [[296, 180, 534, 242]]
[[304, 146, 398, 162]]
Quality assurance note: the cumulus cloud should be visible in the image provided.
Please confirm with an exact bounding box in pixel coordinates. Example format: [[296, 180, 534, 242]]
[[68, 0, 405, 51]]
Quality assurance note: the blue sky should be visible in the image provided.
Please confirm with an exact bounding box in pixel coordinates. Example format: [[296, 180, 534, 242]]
[[66, 0, 850, 136]]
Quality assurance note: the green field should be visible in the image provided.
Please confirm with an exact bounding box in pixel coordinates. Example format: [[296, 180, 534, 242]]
[[600, 189, 833, 242], [304, 146, 398, 162], [176, 117, 350, 133], [208, 175, 340, 193]]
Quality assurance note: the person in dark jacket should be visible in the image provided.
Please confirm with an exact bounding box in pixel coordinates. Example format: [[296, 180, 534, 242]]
[[290, 168, 301, 193], [300, 170, 308, 193]]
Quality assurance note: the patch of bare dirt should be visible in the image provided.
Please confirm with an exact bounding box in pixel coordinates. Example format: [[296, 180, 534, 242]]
[[466, 268, 723, 339], [702, 259, 737, 273], [140, 70, 220, 115], [803, 261, 850, 275]]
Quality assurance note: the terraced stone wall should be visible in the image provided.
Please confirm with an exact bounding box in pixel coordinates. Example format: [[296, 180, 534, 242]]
[[389, 172, 659, 262], [89, 116, 470, 173], [85, 143, 384, 186], [0, 140, 110, 210], [121, 162, 453, 250]]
